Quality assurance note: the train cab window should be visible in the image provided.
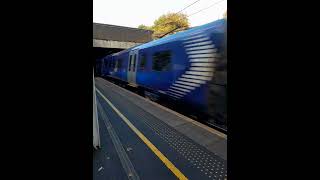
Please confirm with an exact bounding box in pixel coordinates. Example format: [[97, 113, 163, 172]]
[[113, 60, 116, 69], [132, 54, 137, 71], [139, 54, 147, 70], [104, 60, 108, 68], [109, 60, 112, 68], [152, 51, 171, 71], [114, 60, 118, 72], [117, 59, 122, 69], [128, 55, 132, 71]]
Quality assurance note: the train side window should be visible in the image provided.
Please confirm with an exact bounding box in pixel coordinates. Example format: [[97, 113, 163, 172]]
[[152, 51, 171, 71], [139, 54, 147, 70]]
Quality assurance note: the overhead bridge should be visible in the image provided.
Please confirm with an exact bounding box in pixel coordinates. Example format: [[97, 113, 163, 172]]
[[93, 23, 153, 49], [93, 23, 153, 73]]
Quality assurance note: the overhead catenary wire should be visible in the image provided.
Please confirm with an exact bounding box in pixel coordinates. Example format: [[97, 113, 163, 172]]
[[159, 0, 226, 38], [187, 0, 226, 17], [157, 1, 199, 38], [177, 0, 201, 13], [161, 0, 201, 27]]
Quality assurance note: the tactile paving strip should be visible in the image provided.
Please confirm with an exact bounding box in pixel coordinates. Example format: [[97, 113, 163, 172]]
[[97, 84, 227, 180]]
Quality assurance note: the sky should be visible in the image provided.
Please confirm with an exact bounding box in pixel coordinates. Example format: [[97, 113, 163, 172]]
[[93, 0, 227, 28]]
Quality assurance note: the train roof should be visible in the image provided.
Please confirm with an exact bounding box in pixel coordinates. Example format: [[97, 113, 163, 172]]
[[132, 19, 226, 50], [104, 19, 226, 58]]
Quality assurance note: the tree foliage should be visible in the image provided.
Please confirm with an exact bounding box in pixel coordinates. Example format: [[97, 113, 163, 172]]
[[152, 13, 189, 38], [137, 12, 190, 39], [138, 24, 151, 30]]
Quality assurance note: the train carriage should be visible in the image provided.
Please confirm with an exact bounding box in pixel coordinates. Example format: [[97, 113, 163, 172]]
[[98, 19, 227, 130]]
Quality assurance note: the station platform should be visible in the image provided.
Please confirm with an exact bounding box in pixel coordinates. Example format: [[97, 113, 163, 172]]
[[93, 77, 227, 180]]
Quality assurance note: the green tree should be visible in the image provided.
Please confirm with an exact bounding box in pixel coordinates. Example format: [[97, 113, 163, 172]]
[[137, 12, 189, 39], [152, 13, 189, 39], [138, 24, 151, 30]]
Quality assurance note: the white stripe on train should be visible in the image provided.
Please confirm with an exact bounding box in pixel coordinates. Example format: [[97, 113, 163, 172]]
[[166, 34, 217, 98]]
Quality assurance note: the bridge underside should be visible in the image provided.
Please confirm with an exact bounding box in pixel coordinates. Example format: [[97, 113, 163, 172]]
[[93, 23, 153, 74], [93, 47, 123, 60], [93, 39, 141, 49]]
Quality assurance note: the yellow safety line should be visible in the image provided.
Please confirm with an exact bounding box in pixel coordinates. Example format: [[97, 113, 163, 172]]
[[96, 88, 188, 180]]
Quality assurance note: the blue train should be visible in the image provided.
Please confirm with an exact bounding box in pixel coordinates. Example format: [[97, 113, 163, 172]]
[[96, 19, 227, 130]]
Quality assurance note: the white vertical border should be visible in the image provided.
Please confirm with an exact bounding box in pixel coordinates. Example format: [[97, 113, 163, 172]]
[[93, 71, 101, 149]]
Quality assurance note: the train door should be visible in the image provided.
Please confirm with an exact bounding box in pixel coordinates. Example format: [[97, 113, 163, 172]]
[[127, 50, 139, 85]]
